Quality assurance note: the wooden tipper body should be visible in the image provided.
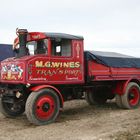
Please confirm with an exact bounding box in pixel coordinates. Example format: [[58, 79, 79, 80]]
[[85, 51, 140, 82]]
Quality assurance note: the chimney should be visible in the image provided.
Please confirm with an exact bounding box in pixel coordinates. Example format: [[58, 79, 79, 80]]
[[16, 29, 28, 58]]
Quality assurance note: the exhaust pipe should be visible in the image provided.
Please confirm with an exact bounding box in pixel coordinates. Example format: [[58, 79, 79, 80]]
[[16, 29, 28, 58]]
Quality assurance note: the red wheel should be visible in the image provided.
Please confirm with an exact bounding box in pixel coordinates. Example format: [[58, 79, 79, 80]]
[[128, 86, 140, 106], [121, 82, 140, 109], [36, 95, 55, 120], [25, 89, 60, 125]]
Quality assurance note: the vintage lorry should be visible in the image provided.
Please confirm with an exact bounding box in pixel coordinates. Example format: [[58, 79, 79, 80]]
[[0, 29, 140, 125]]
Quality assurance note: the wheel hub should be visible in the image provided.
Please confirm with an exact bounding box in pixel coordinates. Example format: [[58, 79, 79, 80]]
[[129, 93, 135, 99], [42, 103, 50, 112], [36, 95, 55, 120]]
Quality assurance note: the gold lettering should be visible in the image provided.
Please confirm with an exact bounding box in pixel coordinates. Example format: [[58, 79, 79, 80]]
[[44, 62, 51, 68], [69, 62, 75, 68], [51, 62, 60, 68], [35, 61, 43, 67], [75, 62, 80, 68], [60, 62, 63, 67], [35, 61, 81, 68], [63, 62, 69, 68]]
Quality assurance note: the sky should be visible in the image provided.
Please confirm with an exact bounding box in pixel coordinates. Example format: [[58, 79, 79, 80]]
[[0, 0, 140, 57]]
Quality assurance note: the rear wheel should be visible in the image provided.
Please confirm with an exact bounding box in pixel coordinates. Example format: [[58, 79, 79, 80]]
[[85, 89, 107, 105], [0, 96, 25, 117], [25, 88, 60, 125], [121, 82, 140, 109], [115, 94, 123, 108], [85, 89, 96, 105]]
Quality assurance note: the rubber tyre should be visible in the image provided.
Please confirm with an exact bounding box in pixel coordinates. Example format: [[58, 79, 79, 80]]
[[121, 82, 140, 109], [93, 96, 107, 104], [25, 89, 60, 125], [0, 97, 25, 117], [115, 94, 123, 108], [85, 90, 96, 105], [85, 90, 107, 105]]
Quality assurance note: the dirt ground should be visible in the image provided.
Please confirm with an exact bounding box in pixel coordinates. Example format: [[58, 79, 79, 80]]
[[0, 99, 140, 140]]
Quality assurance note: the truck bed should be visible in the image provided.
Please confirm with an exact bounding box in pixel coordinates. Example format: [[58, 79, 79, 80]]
[[85, 51, 140, 81]]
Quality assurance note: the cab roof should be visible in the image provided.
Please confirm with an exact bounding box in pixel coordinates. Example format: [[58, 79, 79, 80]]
[[44, 32, 83, 40]]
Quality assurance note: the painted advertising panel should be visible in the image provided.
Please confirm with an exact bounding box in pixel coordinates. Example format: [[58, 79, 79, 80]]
[[1, 62, 24, 82], [27, 58, 84, 84]]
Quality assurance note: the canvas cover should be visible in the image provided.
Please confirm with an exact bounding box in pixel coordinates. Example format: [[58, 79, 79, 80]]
[[0, 44, 14, 61], [85, 51, 140, 68]]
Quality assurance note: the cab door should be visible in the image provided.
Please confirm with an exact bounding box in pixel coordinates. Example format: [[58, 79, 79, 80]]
[[49, 39, 84, 84]]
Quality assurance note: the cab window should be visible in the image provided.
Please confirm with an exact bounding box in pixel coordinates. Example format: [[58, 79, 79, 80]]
[[26, 39, 48, 55], [51, 39, 71, 57]]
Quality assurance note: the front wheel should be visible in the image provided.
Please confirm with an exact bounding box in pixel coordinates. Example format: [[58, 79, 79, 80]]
[[25, 88, 60, 125], [0, 96, 25, 117], [121, 82, 140, 109]]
